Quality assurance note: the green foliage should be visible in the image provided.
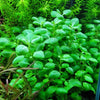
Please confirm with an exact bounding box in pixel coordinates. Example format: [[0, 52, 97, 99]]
[[0, 9, 100, 99], [0, 0, 70, 28]]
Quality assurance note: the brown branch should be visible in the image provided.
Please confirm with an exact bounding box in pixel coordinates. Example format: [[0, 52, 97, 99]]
[[0, 67, 39, 74]]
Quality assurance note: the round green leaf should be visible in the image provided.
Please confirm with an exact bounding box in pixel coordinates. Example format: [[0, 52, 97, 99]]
[[34, 82, 43, 90], [56, 88, 67, 94], [65, 79, 82, 92], [34, 28, 47, 35], [45, 62, 55, 69], [16, 45, 29, 55], [13, 56, 24, 65], [43, 21, 53, 28], [86, 66, 93, 74], [44, 38, 58, 44], [1, 50, 13, 57], [83, 82, 95, 93], [63, 9, 72, 16], [71, 18, 79, 26], [51, 11, 60, 18], [49, 70, 60, 79], [76, 32, 87, 39], [75, 70, 86, 77], [66, 67, 74, 75], [44, 51, 52, 58], [61, 54, 74, 63], [46, 86, 57, 95], [84, 74, 93, 83], [0, 38, 9, 46], [33, 51, 45, 59], [62, 63, 69, 68], [89, 58, 98, 63], [18, 58, 29, 67], [34, 61, 43, 69]]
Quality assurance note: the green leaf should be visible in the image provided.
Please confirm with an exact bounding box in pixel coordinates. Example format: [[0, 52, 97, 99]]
[[33, 21, 40, 25], [86, 24, 95, 31], [89, 48, 98, 54], [86, 66, 93, 74], [43, 21, 53, 28], [63, 9, 72, 16], [16, 45, 29, 55], [0, 38, 9, 46], [34, 61, 43, 69], [22, 29, 34, 37], [49, 70, 60, 79], [33, 51, 45, 59], [9, 79, 16, 86], [84, 74, 93, 83], [32, 17, 38, 21], [30, 77, 37, 86], [36, 43, 45, 51], [56, 87, 67, 94], [44, 38, 58, 44], [16, 69, 23, 73], [33, 17, 46, 26], [61, 54, 74, 63], [54, 18, 62, 24], [76, 32, 87, 39], [62, 63, 69, 68], [51, 11, 61, 18], [65, 79, 82, 92], [18, 58, 29, 67], [89, 58, 98, 63], [54, 79, 63, 85], [66, 67, 74, 75], [75, 70, 86, 77], [71, 54, 79, 61], [17, 29, 34, 44], [86, 32, 95, 36], [25, 70, 34, 78], [44, 51, 52, 58], [56, 29, 66, 35], [54, 46, 62, 55], [31, 35, 43, 43], [16, 34, 26, 43], [71, 18, 79, 26], [71, 43, 79, 49], [43, 78, 49, 84], [61, 46, 71, 52], [69, 79, 82, 87], [11, 27, 21, 33], [71, 92, 82, 100], [93, 20, 100, 24], [97, 56, 100, 63], [64, 81, 68, 86], [65, 19, 71, 25], [62, 25, 71, 31], [46, 86, 57, 95], [73, 65, 80, 72], [1, 50, 13, 57], [23, 29, 34, 37], [83, 82, 95, 93], [34, 28, 47, 35], [34, 82, 44, 90], [13, 56, 24, 65], [88, 39, 99, 47], [28, 24, 34, 31], [80, 55, 86, 61], [45, 62, 55, 69]]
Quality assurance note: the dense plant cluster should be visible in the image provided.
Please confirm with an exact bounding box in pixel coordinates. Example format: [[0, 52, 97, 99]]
[[0, 0, 100, 29], [0, 9, 100, 99]]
